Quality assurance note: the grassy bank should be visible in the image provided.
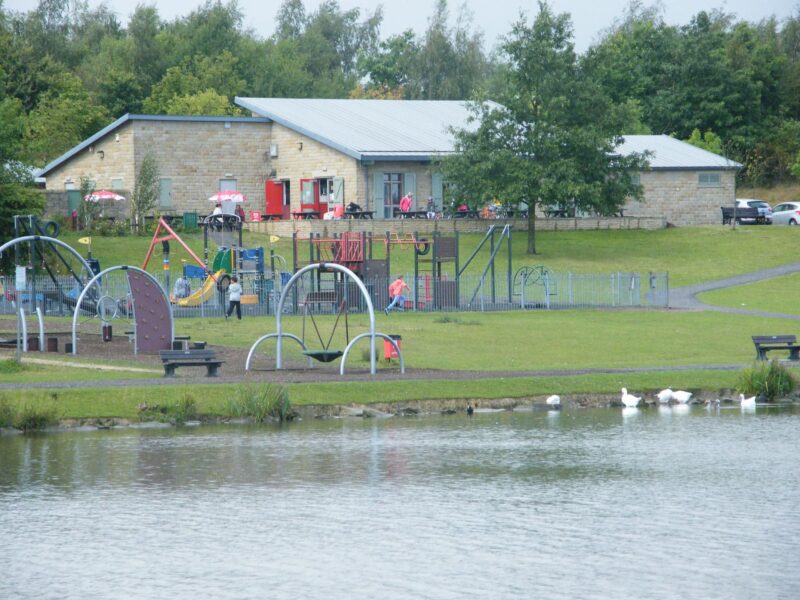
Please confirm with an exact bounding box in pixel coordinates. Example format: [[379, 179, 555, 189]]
[[58, 225, 799, 288]]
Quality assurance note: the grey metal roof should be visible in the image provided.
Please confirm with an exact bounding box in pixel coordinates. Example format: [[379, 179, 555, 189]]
[[617, 135, 741, 170], [36, 114, 270, 177], [236, 97, 488, 161]]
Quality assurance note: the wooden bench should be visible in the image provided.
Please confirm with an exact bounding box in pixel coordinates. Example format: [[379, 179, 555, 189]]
[[721, 206, 767, 224], [751, 335, 800, 361], [159, 349, 224, 377]]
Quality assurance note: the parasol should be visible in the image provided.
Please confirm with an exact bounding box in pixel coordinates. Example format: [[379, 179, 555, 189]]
[[84, 190, 126, 202], [209, 191, 247, 203]]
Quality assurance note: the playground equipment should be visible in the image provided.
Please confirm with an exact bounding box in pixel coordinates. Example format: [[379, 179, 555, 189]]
[[11, 216, 99, 316], [172, 268, 227, 307], [0, 234, 95, 356], [300, 291, 350, 362], [71, 265, 174, 355], [245, 263, 403, 375]]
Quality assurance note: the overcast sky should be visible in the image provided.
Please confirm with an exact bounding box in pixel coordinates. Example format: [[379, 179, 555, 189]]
[[4, 0, 796, 52]]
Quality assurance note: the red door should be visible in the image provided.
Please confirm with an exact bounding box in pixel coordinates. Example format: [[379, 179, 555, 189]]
[[300, 178, 320, 214], [265, 180, 284, 220]]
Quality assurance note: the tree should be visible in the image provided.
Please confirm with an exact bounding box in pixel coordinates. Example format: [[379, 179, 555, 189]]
[[440, 2, 647, 254], [0, 93, 45, 261], [164, 90, 241, 115], [131, 152, 160, 234], [22, 73, 109, 166], [685, 128, 724, 154]]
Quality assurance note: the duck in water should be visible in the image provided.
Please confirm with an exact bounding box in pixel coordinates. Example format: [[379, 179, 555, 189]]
[[466, 403, 474, 416]]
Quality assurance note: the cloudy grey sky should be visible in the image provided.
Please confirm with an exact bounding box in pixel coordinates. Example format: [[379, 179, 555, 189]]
[[4, 0, 796, 52]]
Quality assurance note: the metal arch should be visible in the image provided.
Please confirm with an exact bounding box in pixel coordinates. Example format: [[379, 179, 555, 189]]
[[71, 265, 173, 356], [0, 236, 94, 274], [245, 332, 312, 370], [340, 332, 404, 375], [273, 262, 378, 374]]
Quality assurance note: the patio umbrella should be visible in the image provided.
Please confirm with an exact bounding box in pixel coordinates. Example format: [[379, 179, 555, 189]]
[[84, 190, 126, 202], [209, 191, 247, 203]]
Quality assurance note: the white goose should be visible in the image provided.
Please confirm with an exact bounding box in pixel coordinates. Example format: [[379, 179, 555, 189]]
[[621, 388, 641, 408], [656, 388, 673, 404], [740, 394, 757, 409], [546, 394, 561, 408], [673, 390, 693, 404]]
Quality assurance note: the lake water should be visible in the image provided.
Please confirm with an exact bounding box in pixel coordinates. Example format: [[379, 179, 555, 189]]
[[1, 404, 799, 599]]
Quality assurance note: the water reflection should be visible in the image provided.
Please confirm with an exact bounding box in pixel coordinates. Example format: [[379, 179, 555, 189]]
[[1, 405, 799, 599]]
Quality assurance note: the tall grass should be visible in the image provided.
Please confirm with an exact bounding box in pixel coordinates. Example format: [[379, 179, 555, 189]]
[[737, 361, 796, 401], [227, 383, 291, 423]]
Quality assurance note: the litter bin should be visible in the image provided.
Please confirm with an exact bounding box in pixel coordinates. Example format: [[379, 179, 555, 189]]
[[383, 334, 402, 361], [250, 211, 262, 222], [183, 211, 198, 229], [102, 323, 113, 342]]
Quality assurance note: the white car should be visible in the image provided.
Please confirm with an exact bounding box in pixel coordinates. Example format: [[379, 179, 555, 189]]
[[735, 198, 772, 224], [771, 201, 800, 225]]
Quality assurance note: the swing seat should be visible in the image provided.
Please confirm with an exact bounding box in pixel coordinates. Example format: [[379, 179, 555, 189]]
[[303, 349, 344, 363]]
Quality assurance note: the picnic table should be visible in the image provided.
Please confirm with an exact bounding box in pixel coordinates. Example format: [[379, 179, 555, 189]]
[[393, 208, 428, 219], [345, 210, 374, 219], [291, 209, 323, 220]]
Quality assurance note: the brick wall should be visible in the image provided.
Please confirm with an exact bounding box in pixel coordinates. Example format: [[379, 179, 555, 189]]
[[623, 169, 736, 226]]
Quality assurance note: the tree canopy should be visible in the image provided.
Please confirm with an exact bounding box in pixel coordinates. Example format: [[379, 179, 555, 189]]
[[0, 0, 799, 193]]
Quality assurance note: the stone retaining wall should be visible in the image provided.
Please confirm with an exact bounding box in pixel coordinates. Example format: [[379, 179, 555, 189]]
[[246, 216, 666, 237]]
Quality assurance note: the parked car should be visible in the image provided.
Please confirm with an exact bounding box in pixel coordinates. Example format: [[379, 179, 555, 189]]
[[770, 201, 800, 225], [735, 198, 773, 224]]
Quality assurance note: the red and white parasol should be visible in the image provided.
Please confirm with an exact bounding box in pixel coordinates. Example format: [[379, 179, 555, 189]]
[[209, 191, 247, 203], [84, 190, 126, 202]]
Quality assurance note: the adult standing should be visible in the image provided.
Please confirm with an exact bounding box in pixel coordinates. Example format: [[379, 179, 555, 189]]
[[225, 276, 243, 320], [384, 275, 410, 315], [399, 192, 413, 215]]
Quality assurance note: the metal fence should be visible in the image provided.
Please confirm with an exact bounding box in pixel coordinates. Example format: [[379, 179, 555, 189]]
[[0, 270, 669, 321]]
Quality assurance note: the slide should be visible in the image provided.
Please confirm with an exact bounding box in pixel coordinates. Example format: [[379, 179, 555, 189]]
[[172, 270, 225, 307]]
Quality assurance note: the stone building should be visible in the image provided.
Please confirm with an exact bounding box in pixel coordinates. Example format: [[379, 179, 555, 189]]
[[36, 100, 740, 225]]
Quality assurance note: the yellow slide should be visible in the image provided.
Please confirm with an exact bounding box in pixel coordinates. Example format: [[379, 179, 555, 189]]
[[172, 270, 226, 307]]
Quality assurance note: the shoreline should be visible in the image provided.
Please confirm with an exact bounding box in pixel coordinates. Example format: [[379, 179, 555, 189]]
[[4, 389, 787, 435]]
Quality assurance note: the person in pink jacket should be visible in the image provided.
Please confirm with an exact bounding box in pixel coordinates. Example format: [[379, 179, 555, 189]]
[[384, 275, 410, 315]]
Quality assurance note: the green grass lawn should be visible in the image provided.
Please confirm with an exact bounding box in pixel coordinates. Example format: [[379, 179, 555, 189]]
[[698, 272, 800, 315], [181, 309, 789, 371]]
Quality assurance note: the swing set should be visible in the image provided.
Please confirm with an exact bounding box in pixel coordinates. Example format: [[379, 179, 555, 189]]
[[300, 290, 349, 362]]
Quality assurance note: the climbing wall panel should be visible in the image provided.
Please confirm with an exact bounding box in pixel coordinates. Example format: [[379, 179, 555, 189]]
[[128, 270, 171, 353]]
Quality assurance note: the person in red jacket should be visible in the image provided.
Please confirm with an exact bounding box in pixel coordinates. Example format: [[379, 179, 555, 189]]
[[384, 275, 410, 315]]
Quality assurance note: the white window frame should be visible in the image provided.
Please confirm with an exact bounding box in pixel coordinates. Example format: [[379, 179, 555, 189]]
[[698, 172, 721, 187]]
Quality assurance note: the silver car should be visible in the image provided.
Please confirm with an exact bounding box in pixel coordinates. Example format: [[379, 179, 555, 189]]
[[771, 201, 800, 225], [735, 198, 772, 224]]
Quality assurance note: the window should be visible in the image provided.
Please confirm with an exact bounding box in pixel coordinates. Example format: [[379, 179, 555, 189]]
[[383, 173, 402, 218], [111, 178, 123, 190], [629, 173, 641, 186], [219, 178, 236, 191], [698, 172, 721, 187], [159, 178, 172, 208]]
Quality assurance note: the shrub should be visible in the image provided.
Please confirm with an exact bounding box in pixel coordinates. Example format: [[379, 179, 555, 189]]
[[137, 394, 197, 425], [227, 384, 291, 423], [737, 361, 796, 401], [172, 394, 198, 424], [0, 397, 14, 427], [0, 359, 26, 374], [13, 402, 61, 432]]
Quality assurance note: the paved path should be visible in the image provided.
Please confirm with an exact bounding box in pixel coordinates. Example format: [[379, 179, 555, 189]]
[[670, 262, 800, 321]]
